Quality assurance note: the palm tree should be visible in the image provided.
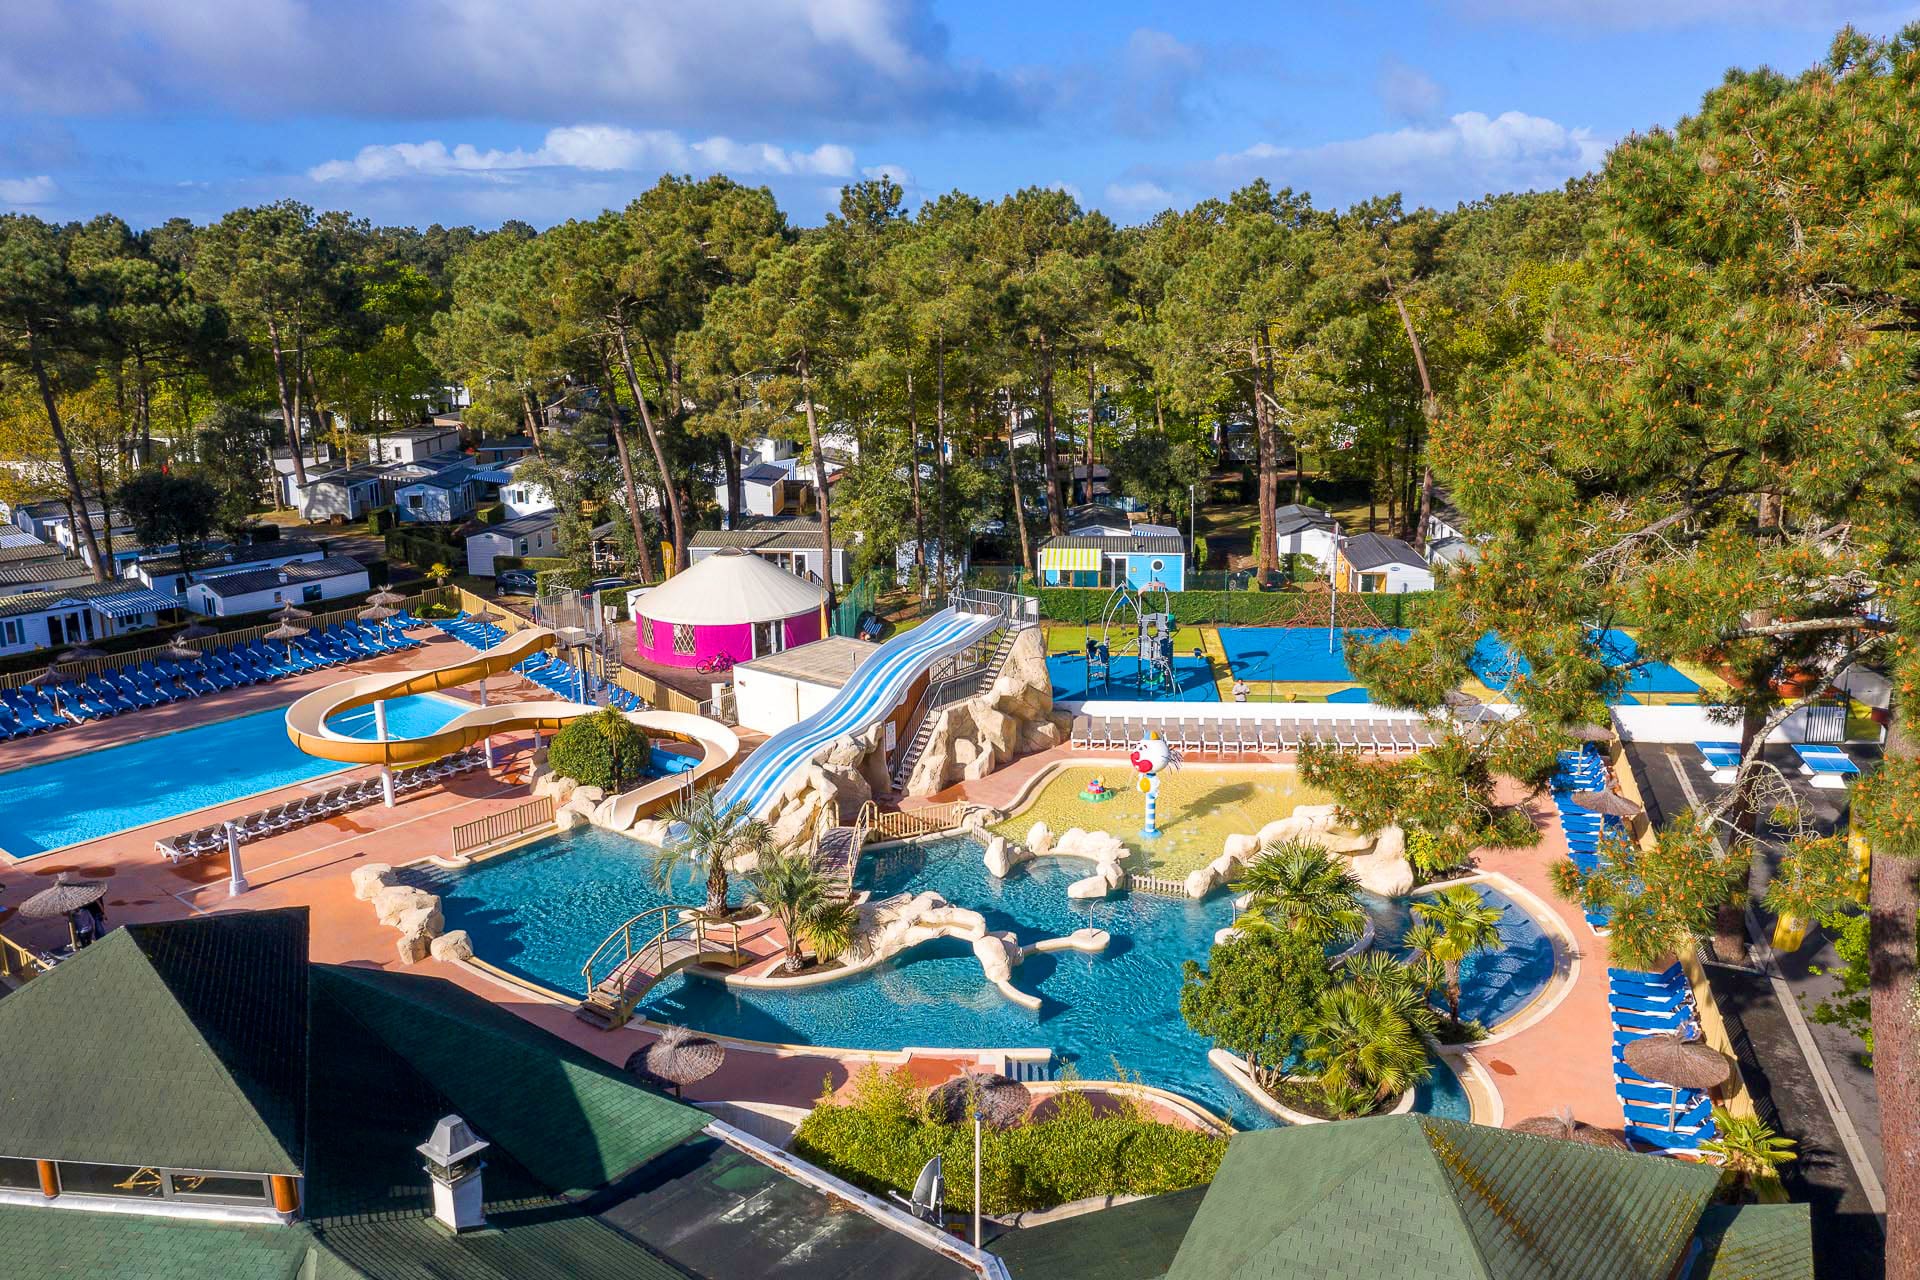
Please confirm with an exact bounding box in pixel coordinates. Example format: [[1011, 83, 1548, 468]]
[[1339, 950, 1441, 1041], [652, 788, 772, 917], [1237, 841, 1366, 944], [1303, 984, 1432, 1114], [1410, 886, 1507, 1026], [749, 848, 863, 971], [1699, 1108, 1796, 1201]]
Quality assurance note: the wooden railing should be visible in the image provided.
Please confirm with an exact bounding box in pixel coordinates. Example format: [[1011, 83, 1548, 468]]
[[451, 796, 555, 857], [857, 800, 970, 843], [580, 903, 743, 994], [1127, 872, 1188, 898], [610, 664, 701, 715], [0, 931, 49, 984], [0, 585, 456, 691]]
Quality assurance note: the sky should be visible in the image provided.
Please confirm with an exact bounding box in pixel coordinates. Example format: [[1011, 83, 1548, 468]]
[[1, 0, 1915, 230]]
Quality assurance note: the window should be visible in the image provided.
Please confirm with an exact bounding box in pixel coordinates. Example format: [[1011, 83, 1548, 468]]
[[1359, 572, 1384, 594], [164, 1172, 272, 1205], [516, 539, 528, 555], [407, 493, 424, 510], [54, 1163, 165, 1200], [0, 1156, 40, 1190], [1, 619, 19, 646], [641, 618, 655, 649], [1149, 558, 1165, 573], [302, 586, 323, 604], [673, 623, 697, 656]]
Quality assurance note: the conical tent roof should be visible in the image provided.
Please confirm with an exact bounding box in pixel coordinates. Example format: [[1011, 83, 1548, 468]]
[[636, 549, 827, 627]]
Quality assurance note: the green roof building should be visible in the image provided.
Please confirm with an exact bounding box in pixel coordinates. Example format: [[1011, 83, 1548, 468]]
[[0, 909, 981, 1280], [994, 1114, 1814, 1280]]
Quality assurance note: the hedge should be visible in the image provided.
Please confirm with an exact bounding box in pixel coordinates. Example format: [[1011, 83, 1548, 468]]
[[364, 506, 397, 535], [385, 527, 466, 570], [792, 1077, 1223, 1213], [1033, 586, 1445, 628], [475, 502, 505, 526]]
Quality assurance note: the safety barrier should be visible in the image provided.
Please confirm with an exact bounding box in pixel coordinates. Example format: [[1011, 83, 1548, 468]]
[[858, 800, 969, 843], [0, 932, 48, 984], [451, 796, 555, 857]]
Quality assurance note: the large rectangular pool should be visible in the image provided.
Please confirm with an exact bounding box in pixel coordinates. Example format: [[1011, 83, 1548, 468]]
[[0, 694, 468, 859]]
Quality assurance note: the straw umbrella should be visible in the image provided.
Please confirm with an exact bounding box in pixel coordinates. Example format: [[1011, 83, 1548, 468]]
[[163, 641, 205, 665], [266, 619, 310, 664], [1621, 1034, 1732, 1125], [57, 645, 106, 664], [366, 588, 406, 607], [1573, 790, 1644, 821], [624, 1024, 725, 1098], [27, 663, 72, 716], [358, 604, 397, 623], [176, 621, 219, 641], [1510, 1109, 1629, 1149], [271, 604, 313, 622], [927, 1072, 1032, 1129], [19, 872, 108, 949], [1567, 722, 1616, 743], [1441, 690, 1480, 710]]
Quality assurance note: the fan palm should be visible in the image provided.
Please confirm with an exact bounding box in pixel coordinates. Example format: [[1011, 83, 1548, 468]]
[[1410, 886, 1507, 1025], [652, 788, 772, 917], [1699, 1108, 1796, 1200], [1339, 950, 1441, 1041], [1237, 841, 1366, 943], [1303, 984, 1433, 1114], [749, 848, 861, 970]]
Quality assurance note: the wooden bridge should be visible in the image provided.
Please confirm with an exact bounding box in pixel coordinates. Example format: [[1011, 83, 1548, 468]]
[[575, 905, 745, 1030]]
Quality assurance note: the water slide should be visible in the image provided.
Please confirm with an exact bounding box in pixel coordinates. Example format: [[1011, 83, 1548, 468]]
[[284, 628, 739, 793], [712, 606, 1004, 822]]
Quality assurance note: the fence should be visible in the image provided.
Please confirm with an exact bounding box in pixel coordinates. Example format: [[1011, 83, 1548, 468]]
[[0, 931, 48, 984], [451, 796, 555, 857], [1030, 585, 1444, 628], [1126, 872, 1189, 898], [0, 586, 457, 692], [858, 800, 970, 843], [830, 571, 882, 638]]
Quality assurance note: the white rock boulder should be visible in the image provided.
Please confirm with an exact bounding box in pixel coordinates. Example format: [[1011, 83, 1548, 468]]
[[1347, 847, 1416, 897], [351, 863, 396, 901], [428, 930, 474, 963], [1026, 821, 1054, 856]]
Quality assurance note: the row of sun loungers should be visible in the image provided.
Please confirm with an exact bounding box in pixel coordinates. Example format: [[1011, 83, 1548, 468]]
[[1067, 713, 1437, 754], [154, 747, 488, 863], [1608, 963, 1720, 1154], [1553, 746, 1620, 933], [0, 617, 428, 741], [436, 614, 648, 712]]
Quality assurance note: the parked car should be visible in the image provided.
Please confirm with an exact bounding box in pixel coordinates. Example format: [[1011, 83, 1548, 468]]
[[495, 569, 538, 597]]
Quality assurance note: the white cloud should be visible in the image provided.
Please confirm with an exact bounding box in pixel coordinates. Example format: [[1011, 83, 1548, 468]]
[[1104, 180, 1174, 211], [1451, 0, 1906, 27], [1205, 110, 1609, 206], [1047, 181, 1085, 204], [309, 126, 857, 184], [1378, 58, 1444, 123], [0, 0, 1014, 127], [862, 162, 915, 187], [0, 174, 55, 206]]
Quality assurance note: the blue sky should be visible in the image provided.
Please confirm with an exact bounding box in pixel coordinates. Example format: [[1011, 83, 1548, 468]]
[[1, 0, 1913, 229]]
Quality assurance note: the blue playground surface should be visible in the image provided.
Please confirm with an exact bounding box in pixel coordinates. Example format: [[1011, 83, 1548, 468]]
[[1470, 629, 1699, 698], [1047, 653, 1220, 702], [1216, 626, 1413, 684]]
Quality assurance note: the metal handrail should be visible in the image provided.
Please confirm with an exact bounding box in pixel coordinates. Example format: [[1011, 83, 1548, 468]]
[[580, 903, 742, 993]]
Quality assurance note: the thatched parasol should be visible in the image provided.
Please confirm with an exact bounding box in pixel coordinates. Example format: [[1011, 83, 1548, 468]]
[[469, 607, 502, 626], [176, 621, 219, 641], [26, 663, 71, 689], [163, 643, 205, 664], [270, 604, 313, 622], [18, 873, 107, 919], [927, 1072, 1032, 1129], [366, 588, 407, 607], [57, 646, 105, 664], [1511, 1110, 1629, 1149], [358, 604, 397, 622], [624, 1024, 725, 1097], [1566, 722, 1616, 743], [1573, 790, 1644, 820], [1442, 690, 1481, 710], [1622, 1034, 1732, 1125], [266, 621, 309, 644]]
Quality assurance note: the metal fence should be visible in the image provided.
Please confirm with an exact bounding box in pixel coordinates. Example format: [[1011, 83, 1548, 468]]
[[451, 796, 556, 857]]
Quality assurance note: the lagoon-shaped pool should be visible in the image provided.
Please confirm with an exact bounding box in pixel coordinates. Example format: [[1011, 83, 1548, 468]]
[[426, 829, 1553, 1128]]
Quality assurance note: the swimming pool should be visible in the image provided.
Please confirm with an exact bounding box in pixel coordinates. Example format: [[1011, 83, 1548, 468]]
[[425, 829, 1548, 1128], [0, 694, 468, 859]]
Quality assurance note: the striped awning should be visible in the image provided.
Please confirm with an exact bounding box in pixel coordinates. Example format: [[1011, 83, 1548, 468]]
[[89, 588, 184, 619], [1039, 547, 1101, 573]]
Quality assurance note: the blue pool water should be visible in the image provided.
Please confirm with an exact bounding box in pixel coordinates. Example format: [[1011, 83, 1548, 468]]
[[1216, 627, 1414, 684], [0, 694, 468, 858], [427, 829, 1550, 1128], [1047, 653, 1220, 703]]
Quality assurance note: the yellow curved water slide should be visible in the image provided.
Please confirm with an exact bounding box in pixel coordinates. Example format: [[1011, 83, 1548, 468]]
[[283, 628, 741, 803]]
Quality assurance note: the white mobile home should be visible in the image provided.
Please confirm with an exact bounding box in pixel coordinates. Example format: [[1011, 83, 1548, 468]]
[[466, 515, 559, 577], [187, 556, 371, 617]]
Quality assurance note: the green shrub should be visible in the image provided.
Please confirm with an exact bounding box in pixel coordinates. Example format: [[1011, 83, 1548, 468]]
[[791, 1065, 1224, 1213], [1034, 586, 1445, 627], [547, 707, 652, 791], [365, 506, 397, 534], [476, 502, 505, 526]]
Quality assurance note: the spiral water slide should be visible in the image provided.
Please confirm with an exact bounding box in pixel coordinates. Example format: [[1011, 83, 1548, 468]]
[[710, 605, 1004, 822], [284, 627, 739, 796]]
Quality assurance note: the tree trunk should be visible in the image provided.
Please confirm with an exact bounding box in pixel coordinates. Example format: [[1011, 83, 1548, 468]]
[[266, 320, 307, 489], [934, 340, 949, 589], [596, 345, 656, 582], [1038, 361, 1066, 535], [1085, 361, 1098, 484], [1873, 716, 1920, 1280], [611, 321, 686, 571], [1386, 270, 1440, 551], [1249, 337, 1278, 577], [907, 367, 923, 570], [1006, 391, 1034, 581], [796, 352, 837, 614], [722, 439, 742, 531], [519, 386, 544, 459], [26, 339, 109, 582]]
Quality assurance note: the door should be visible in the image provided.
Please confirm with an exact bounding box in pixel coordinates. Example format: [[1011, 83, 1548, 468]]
[[754, 620, 783, 657]]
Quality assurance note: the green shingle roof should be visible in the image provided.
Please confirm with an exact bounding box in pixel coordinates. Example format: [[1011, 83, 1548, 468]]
[[1691, 1204, 1815, 1280], [995, 1186, 1208, 1280], [0, 1201, 323, 1279], [0, 907, 309, 1176], [1165, 1115, 1723, 1280]]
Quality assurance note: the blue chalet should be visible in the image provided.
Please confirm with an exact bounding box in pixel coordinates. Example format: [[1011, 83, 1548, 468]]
[[1036, 532, 1186, 591]]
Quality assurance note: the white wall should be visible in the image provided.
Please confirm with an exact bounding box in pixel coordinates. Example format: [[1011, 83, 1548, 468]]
[[734, 665, 843, 736], [466, 524, 556, 576], [189, 570, 371, 618], [1611, 703, 1872, 746], [500, 480, 555, 517], [1280, 528, 1336, 565]]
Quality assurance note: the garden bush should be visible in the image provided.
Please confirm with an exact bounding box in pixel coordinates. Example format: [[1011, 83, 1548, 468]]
[[1034, 586, 1445, 627], [547, 707, 652, 792], [791, 1065, 1224, 1213]]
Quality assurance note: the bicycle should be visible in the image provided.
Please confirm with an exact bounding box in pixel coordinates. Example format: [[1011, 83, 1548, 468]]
[[696, 653, 735, 676]]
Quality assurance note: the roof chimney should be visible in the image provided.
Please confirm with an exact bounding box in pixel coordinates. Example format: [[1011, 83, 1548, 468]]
[[418, 1115, 489, 1232]]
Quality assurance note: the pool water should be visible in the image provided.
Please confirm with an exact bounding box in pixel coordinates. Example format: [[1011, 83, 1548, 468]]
[[0, 694, 468, 858], [429, 829, 1551, 1128], [986, 765, 1331, 878]]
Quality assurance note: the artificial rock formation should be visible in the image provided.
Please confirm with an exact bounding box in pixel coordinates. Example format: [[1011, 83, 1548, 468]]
[[1049, 827, 1130, 899], [905, 628, 1067, 797], [1184, 804, 1416, 899]]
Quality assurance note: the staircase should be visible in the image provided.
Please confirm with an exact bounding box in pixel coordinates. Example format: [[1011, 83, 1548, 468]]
[[889, 625, 1022, 789]]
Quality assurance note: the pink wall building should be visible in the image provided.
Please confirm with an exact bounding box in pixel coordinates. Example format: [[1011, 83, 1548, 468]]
[[632, 549, 828, 670]]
